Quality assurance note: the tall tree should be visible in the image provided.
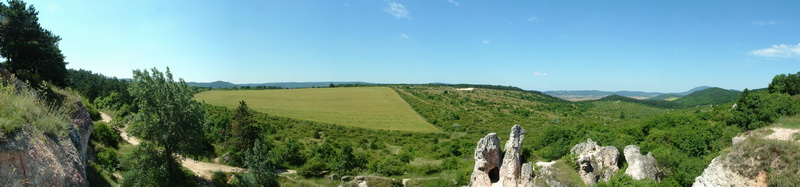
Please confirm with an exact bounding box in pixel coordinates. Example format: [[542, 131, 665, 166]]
[[0, 0, 68, 87], [127, 67, 207, 182], [228, 100, 260, 166]]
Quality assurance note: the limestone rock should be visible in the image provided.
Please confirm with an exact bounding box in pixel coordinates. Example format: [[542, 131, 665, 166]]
[[0, 102, 94, 186], [692, 157, 756, 187], [499, 124, 525, 187], [569, 139, 619, 185], [623, 145, 660, 181], [519, 162, 534, 187], [470, 133, 502, 187]]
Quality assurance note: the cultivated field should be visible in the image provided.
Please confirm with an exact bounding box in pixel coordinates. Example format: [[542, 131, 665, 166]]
[[194, 87, 439, 132]]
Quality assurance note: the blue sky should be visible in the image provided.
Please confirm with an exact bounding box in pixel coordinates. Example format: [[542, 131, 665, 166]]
[[24, 0, 800, 92]]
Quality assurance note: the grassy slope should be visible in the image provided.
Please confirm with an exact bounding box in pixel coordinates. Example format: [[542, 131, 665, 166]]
[[647, 93, 682, 101], [194, 87, 438, 132]]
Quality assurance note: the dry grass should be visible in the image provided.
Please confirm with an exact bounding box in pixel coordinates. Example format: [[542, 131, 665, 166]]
[[0, 82, 71, 137], [194, 87, 439, 132]]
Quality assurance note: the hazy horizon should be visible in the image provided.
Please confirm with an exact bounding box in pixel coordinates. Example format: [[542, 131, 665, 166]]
[[26, 0, 800, 93]]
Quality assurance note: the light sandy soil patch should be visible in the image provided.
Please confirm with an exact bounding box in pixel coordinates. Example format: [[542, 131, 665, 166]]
[[764, 127, 800, 141]]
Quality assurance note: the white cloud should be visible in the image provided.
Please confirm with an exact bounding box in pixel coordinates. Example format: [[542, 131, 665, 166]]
[[482, 40, 489, 44], [385, 2, 410, 20], [533, 72, 547, 76], [528, 17, 539, 22], [400, 33, 409, 39], [750, 20, 778, 26], [751, 43, 800, 59], [445, 0, 460, 6]]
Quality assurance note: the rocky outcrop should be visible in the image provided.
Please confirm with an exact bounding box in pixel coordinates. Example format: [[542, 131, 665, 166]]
[[569, 139, 619, 186], [470, 133, 502, 187], [519, 162, 534, 187], [0, 102, 94, 186], [499, 124, 525, 187], [692, 156, 756, 187], [623, 145, 660, 181]]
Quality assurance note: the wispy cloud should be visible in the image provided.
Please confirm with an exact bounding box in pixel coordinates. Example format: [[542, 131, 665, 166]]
[[751, 43, 800, 59], [533, 72, 547, 76], [528, 16, 540, 22], [385, 1, 410, 20], [445, 0, 460, 6], [750, 20, 778, 26], [482, 40, 489, 44], [400, 33, 409, 39]]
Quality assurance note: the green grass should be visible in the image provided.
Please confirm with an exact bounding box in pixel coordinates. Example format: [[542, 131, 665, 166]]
[[194, 87, 439, 132], [0, 82, 72, 137], [773, 115, 800, 128]]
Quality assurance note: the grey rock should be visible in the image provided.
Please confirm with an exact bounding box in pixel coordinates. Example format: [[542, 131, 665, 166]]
[[499, 124, 525, 187], [341, 176, 352, 181], [469, 133, 502, 187], [0, 102, 94, 186], [519, 162, 535, 187], [570, 139, 619, 185], [623, 145, 660, 181]]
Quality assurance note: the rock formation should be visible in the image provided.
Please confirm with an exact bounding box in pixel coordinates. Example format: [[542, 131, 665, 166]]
[[623, 145, 660, 181], [499, 124, 525, 187], [519, 162, 534, 187], [692, 156, 756, 187], [0, 102, 94, 186], [532, 161, 568, 187], [470, 133, 502, 187], [569, 139, 619, 186]]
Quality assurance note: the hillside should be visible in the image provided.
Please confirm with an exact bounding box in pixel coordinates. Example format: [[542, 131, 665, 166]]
[[544, 86, 715, 101], [647, 93, 682, 101], [194, 87, 438, 132], [674, 87, 741, 107]]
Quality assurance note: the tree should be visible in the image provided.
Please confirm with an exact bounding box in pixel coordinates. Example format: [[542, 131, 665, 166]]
[[126, 67, 207, 183], [0, 0, 68, 87], [227, 100, 260, 166], [235, 140, 278, 186]]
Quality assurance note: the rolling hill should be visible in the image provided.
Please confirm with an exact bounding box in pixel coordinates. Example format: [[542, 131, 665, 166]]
[[187, 81, 375, 89], [544, 86, 717, 101], [674, 87, 741, 107]]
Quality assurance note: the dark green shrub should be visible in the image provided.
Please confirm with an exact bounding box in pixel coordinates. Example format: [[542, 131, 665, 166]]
[[91, 121, 121, 148]]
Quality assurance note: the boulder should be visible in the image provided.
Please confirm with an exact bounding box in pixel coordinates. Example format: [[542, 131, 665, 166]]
[[499, 124, 525, 187], [469, 133, 502, 187], [623, 145, 660, 180], [693, 157, 755, 187], [570, 139, 619, 185], [341, 176, 352, 181]]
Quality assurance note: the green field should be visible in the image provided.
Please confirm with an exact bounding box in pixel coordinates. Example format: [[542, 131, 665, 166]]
[[194, 87, 439, 132]]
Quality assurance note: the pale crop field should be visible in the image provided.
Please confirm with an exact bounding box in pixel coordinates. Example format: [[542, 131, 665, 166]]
[[194, 87, 439, 132]]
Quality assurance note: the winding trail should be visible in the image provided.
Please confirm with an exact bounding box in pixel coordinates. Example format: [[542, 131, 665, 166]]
[[100, 112, 246, 179]]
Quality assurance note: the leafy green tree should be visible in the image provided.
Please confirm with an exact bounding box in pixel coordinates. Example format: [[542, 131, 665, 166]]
[[234, 140, 278, 186], [0, 0, 68, 87], [126, 67, 208, 183]]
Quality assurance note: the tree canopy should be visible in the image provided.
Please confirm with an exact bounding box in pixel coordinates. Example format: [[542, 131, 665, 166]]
[[0, 0, 68, 87]]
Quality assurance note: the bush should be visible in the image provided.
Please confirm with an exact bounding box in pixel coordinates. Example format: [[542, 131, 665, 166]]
[[368, 156, 406, 176], [211, 171, 229, 187], [91, 121, 121, 148], [440, 157, 460, 170], [298, 158, 327, 178], [96, 148, 119, 171]]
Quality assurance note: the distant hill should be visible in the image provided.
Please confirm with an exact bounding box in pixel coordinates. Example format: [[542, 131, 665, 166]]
[[187, 81, 375, 89], [647, 93, 683, 101], [544, 86, 722, 101], [674, 87, 741, 107], [595, 94, 680, 108], [676, 86, 713, 96]]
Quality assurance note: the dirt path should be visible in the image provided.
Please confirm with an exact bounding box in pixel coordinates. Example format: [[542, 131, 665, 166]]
[[100, 112, 246, 179]]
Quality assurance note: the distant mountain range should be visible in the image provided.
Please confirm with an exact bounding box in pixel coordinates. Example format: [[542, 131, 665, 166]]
[[543, 86, 725, 101], [186, 81, 375, 89]]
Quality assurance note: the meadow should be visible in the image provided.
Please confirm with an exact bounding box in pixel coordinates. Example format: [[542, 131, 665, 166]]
[[194, 87, 439, 132]]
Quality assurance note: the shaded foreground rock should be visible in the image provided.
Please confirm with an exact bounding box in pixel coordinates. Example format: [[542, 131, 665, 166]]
[[623, 145, 661, 181], [570, 139, 619, 185]]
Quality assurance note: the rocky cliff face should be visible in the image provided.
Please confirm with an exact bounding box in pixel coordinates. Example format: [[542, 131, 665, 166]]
[[623, 145, 660, 181], [0, 102, 94, 186], [569, 139, 619, 186]]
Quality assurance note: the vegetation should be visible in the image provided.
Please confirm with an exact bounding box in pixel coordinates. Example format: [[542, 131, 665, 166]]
[[123, 67, 209, 185], [673, 87, 740, 107], [0, 77, 72, 137], [194, 87, 438, 132], [0, 0, 68, 87]]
